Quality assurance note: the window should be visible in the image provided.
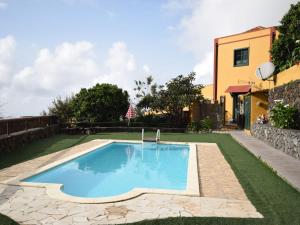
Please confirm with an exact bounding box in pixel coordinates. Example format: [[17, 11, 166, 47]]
[[234, 48, 249, 67]]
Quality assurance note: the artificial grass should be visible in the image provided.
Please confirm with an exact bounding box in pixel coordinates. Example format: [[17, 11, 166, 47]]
[[1, 132, 300, 225]]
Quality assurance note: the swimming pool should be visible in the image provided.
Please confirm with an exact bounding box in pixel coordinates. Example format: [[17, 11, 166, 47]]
[[23, 141, 191, 198]]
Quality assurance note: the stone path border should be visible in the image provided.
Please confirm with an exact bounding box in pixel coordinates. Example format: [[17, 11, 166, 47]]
[[227, 131, 300, 192]]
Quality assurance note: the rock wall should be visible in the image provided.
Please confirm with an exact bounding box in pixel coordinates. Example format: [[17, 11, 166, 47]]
[[251, 123, 300, 160], [0, 125, 59, 153], [269, 79, 300, 125]]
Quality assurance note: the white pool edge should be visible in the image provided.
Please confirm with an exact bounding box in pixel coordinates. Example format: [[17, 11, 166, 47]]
[[4, 140, 200, 204]]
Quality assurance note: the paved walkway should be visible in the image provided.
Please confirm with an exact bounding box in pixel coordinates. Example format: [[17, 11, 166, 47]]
[[0, 140, 262, 224], [198, 144, 247, 200], [229, 131, 300, 192]]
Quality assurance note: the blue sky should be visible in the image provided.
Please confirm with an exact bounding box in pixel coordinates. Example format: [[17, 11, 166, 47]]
[[0, 0, 297, 117]]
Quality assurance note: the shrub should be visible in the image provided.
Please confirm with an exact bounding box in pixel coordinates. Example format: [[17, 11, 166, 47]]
[[188, 117, 213, 133], [200, 117, 213, 132], [270, 102, 298, 129], [48, 96, 74, 123], [187, 121, 201, 132]]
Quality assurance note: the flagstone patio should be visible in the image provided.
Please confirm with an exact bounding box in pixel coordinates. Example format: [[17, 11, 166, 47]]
[[0, 140, 262, 225]]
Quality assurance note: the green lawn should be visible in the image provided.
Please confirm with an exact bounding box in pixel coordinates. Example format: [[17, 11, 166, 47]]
[[1, 132, 300, 225]]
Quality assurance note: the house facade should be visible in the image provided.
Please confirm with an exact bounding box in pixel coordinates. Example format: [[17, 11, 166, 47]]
[[211, 26, 300, 129]]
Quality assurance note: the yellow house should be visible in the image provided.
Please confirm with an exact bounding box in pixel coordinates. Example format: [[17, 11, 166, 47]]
[[201, 84, 214, 102], [211, 26, 300, 129]]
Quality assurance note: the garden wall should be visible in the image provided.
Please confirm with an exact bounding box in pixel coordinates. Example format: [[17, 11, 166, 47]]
[[0, 125, 59, 153], [62, 126, 186, 135], [0, 116, 58, 136], [251, 123, 300, 160]]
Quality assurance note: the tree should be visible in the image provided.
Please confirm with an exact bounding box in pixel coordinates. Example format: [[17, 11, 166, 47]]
[[48, 96, 74, 123], [134, 72, 204, 123], [271, 2, 300, 73], [134, 75, 155, 99], [134, 76, 161, 112], [157, 72, 203, 122], [72, 83, 129, 122]]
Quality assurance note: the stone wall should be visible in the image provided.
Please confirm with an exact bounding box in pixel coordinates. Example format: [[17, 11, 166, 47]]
[[0, 125, 59, 153], [269, 79, 300, 123], [251, 123, 300, 160]]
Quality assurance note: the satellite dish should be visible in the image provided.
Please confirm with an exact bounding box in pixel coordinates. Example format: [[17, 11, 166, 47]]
[[256, 62, 275, 80]]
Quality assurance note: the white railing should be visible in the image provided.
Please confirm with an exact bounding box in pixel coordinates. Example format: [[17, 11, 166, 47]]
[[142, 128, 160, 142], [156, 129, 160, 142]]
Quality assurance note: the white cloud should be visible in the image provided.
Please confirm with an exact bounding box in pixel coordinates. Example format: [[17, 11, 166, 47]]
[[99, 41, 142, 98], [0, 35, 15, 86], [0, 0, 7, 10], [143, 64, 151, 74], [193, 52, 213, 85], [166, 0, 298, 84], [106, 42, 136, 73], [1, 37, 145, 116], [13, 41, 100, 95]]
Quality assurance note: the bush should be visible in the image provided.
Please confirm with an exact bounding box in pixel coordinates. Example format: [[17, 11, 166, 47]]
[[200, 117, 213, 131], [133, 114, 187, 128], [187, 121, 201, 132], [270, 102, 298, 129], [48, 96, 74, 123], [188, 117, 213, 133], [134, 114, 168, 124]]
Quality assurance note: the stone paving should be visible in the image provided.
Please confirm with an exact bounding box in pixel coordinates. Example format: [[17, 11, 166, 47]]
[[0, 140, 263, 224], [198, 144, 247, 200], [229, 130, 300, 192]]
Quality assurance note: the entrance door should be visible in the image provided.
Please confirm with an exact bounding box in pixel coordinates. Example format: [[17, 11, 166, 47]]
[[232, 94, 239, 122], [244, 95, 251, 129]]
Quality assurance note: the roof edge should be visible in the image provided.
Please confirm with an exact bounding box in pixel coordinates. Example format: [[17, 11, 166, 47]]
[[215, 26, 276, 41]]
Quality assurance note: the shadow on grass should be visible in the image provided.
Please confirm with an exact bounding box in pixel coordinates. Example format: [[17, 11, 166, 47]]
[[37, 135, 89, 168], [125, 217, 264, 225], [0, 134, 89, 170], [0, 213, 19, 225]]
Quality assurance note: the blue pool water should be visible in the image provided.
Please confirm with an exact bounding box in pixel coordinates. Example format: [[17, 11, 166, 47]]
[[24, 142, 190, 198]]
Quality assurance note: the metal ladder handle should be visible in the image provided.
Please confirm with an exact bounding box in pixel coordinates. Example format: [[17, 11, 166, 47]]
[[156, 129, 160, 142]]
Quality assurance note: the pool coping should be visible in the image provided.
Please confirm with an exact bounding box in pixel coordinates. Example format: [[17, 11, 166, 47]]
[[3, 140, 200, 204]]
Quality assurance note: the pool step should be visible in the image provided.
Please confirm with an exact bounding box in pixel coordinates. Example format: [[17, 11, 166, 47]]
[[141, 129, 160, 143], [143, 138, 157, 142]]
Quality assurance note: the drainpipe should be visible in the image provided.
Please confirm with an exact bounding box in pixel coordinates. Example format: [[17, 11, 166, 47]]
[[213, 39, 219, 103], [270, 27, 277, 85]]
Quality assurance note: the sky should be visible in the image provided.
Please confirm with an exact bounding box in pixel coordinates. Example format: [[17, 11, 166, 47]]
[[0, 0, 298, 117]]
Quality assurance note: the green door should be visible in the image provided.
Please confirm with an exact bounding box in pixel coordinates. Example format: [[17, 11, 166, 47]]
[[244, 95, 251, 130]]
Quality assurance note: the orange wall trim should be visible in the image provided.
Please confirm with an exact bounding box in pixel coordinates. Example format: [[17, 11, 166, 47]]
[[218, 34, 270, 46]]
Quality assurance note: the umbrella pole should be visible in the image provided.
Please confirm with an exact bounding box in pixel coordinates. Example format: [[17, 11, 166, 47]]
[[128, 118, 130, 127]]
